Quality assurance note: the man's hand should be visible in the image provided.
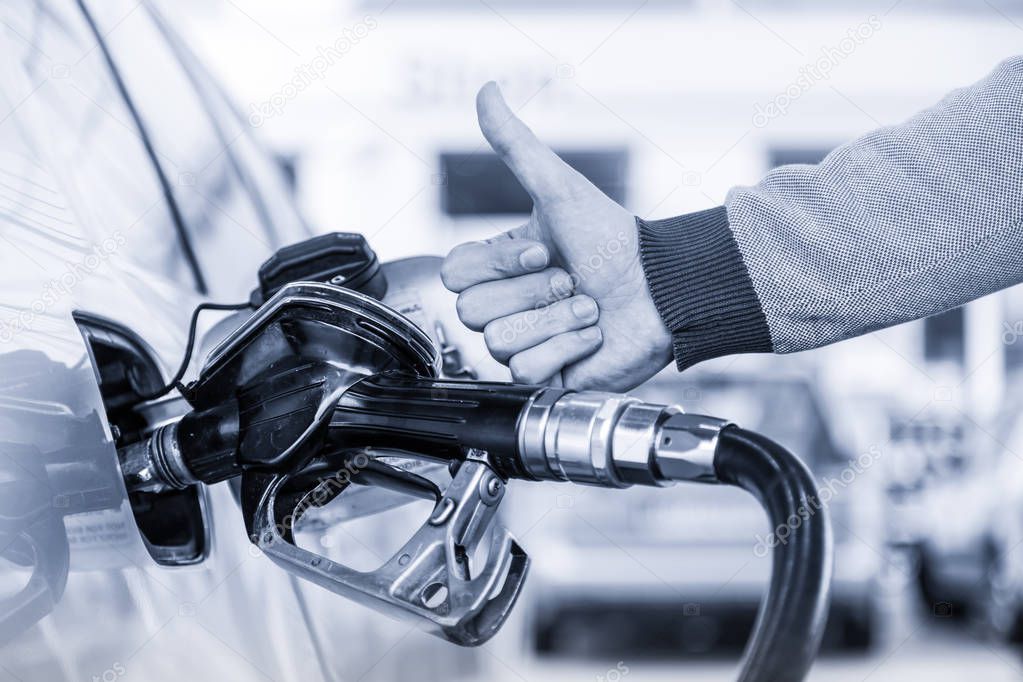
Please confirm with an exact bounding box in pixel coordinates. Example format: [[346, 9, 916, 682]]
[[441, 82, 672, 391]]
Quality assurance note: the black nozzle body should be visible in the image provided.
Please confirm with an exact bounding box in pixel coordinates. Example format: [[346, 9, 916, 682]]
[[330, 372, 541, 478]]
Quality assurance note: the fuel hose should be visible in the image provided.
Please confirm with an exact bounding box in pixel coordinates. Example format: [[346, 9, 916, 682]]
[[713, 426, 833, 682]]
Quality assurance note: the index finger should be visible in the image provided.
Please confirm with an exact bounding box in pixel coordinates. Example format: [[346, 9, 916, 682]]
[[441, 238, 549, 292]]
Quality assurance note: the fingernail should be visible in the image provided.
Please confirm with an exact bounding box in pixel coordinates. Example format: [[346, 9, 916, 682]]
[[571, 297, 598, 321], [519, 245, 548, 270], [551, 272, 574, 296], [579, 326, 602, 341]]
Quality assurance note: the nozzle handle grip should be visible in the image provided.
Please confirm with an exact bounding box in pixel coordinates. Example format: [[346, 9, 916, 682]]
[[330, 372, 542, 478]]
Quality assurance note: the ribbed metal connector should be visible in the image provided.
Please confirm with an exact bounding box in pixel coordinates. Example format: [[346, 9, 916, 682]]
[[652, 413, 729, 483], [516, 390, 730, 488], [118, 422, 198, 494]]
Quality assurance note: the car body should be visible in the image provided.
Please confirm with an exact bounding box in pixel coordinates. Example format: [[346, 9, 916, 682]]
[[0, 4, 508, 680]]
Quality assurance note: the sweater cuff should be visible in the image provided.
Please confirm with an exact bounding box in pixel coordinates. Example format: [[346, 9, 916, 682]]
[[637, 206, 773, 370]]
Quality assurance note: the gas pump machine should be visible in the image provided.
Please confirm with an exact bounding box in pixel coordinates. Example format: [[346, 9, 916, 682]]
[[23, 233, 833, 682]]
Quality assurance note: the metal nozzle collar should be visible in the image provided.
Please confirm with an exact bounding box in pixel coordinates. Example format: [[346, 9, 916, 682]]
[[118, 422, 198, 494], [517, 389, 730, 488], [518, 389, 632, 487], [652, 413, 730, 483]]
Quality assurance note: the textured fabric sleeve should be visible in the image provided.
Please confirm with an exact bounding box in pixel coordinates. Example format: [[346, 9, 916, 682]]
[[727, 55, 1023, 354], [638, 207, 773, 370], [637, 55, 1023, 369]]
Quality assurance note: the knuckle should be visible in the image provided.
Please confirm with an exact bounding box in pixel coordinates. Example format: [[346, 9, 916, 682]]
[[483, 321, 510, 354], [455, 292, 483, 330], [439, 260, 459, 290], [449, 242, 474, 260], [574, 326, 602, 347], [508, 356, 534, 383], [568, 295, 598, 323], [519, 306, 547, 337], [530, 301, 557, 328], [441, 245, 472, 289], [547, 268, 573, 300], [494, 250, 521, 277]]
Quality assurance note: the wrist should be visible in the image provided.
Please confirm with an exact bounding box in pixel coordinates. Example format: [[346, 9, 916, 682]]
[[635, 208, 773, 370], [642, 290, 674, 370]]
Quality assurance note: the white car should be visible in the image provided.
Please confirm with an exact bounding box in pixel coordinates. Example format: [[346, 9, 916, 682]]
[[0, 4, 501, 680]]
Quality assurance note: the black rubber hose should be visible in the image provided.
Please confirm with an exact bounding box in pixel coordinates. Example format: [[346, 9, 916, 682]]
[[713, 426, 833, 682]]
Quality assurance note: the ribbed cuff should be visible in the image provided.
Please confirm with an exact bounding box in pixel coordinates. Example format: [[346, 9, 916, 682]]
[[637, 206, 773, 370]]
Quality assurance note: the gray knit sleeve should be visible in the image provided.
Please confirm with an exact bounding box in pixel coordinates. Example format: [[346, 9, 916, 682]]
[[638, 208, 773, 370], [638, 55, 1023, 368]]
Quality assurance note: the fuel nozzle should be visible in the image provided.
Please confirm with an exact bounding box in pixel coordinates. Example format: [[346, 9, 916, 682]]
[[330, 373, 833, 681], [118, 359, 349, 495], [330, 374, 730, 489], [115, 282, 536, 648], [121, 372, 730, 495], [114, 278, 830, 673]]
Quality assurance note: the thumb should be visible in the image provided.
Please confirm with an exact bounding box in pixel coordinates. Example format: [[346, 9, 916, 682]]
[[476, 81, 573, 204]]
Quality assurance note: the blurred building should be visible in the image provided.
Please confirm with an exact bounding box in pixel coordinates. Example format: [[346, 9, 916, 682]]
[[166, 0, 1022, 425]]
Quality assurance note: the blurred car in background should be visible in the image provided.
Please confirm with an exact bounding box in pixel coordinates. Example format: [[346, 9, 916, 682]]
[[947, 391, 1023, 644], [907, 403, 1023, 640], [910, 411, 1001, 625], [521, 371, 884, 659]]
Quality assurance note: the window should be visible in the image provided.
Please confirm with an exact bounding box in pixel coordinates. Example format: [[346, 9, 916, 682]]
[[923, 307, 965, 365], [767, 147, 832, 168], [439, 149, 628, 216]]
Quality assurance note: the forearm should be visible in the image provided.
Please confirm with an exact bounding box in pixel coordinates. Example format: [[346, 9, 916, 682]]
[[640, 55, 1023, 369]]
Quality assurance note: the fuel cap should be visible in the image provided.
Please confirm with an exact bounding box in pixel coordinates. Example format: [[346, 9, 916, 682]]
[[252, 232, 387, 305]]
